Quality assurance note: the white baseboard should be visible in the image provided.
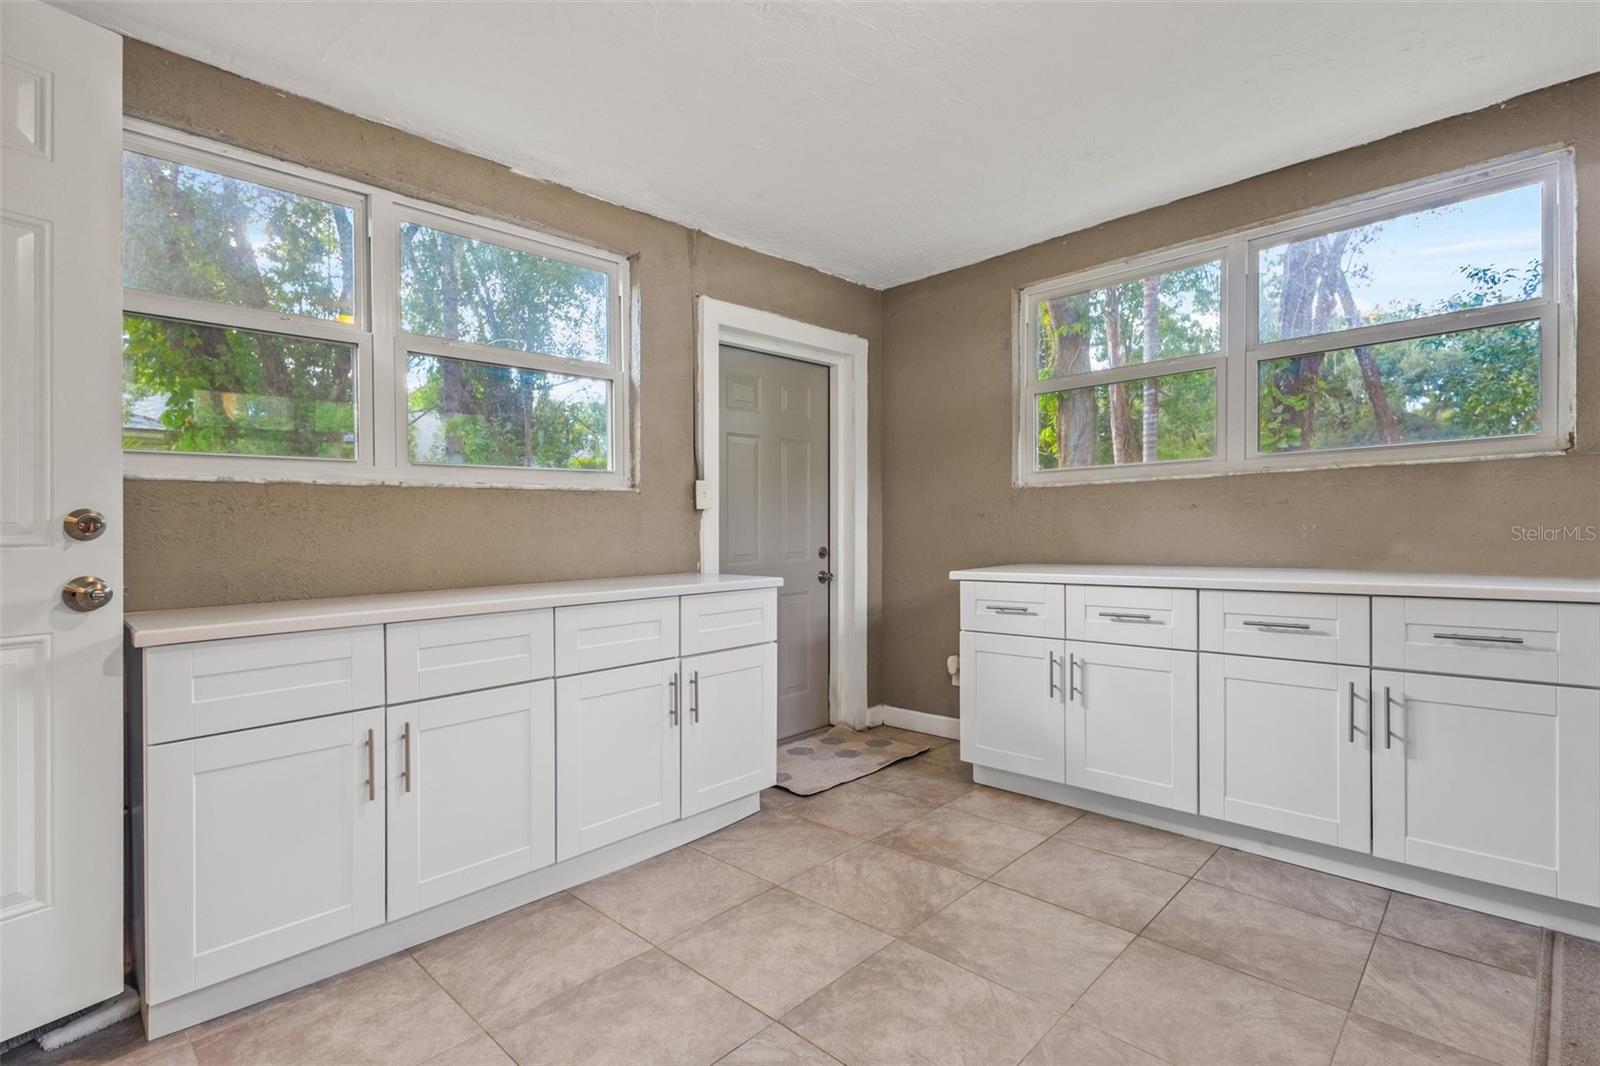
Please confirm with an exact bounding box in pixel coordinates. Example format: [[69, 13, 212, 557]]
[[869, 704, 959, 739]]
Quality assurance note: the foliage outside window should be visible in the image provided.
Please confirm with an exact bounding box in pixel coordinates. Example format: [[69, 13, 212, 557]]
[[121, 123, 631, 488], [1018, 151, 1572, 485]]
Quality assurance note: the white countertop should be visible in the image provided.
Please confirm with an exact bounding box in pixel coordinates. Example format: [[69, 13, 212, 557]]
[[125, 572, 784, 648], [949, 564, 1600, 604]]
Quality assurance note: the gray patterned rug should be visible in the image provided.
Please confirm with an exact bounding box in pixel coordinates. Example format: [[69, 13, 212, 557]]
[[774, 725, 931, 795]]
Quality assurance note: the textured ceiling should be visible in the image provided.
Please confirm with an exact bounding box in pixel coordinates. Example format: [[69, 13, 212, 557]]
[[62, 1, 1600, 288]]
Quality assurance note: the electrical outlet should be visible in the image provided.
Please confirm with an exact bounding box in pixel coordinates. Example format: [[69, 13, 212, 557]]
[[947, 654, 960, 686], [693, 480, 711, 510]]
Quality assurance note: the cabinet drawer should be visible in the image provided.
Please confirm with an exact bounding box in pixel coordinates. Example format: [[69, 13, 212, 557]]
[[555, 597, 679, 675], [1200, 590, 1369, 665], [1373, 597, 1599, 687], [1068, 586, 1197, 649], [680, 588, 777, 656], [960, 582, 1065, 638], [386, 609, 554, 703], [144, 627, 385, 745]]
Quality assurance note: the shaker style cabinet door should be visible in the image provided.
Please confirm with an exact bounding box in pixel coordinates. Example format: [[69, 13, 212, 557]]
[[387, 681, 556, 919], [680, 644, 778, 816], [1065, 641, 1198, 813], [959, 631, 1066, 783], [1373, 671, 1600, 906], [1200, 654, 1370, 851], [143, 708, 386, 1004], [555, 660, 681, 860]]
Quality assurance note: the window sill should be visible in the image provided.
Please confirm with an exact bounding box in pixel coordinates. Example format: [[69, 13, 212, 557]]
[[122, 462, 637, 493]]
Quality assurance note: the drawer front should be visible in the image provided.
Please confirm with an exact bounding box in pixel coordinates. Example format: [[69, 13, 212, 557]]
[[555, 597, 680, 675], [1067, 585, 1197, 649], [144, 627, 385, 745], [386, 609, 554, 703], [960, 581, 1065, 638], [1200, 590, 1369, 665], [680, 588, 777, 656], [1373, 597, 1599, 687]]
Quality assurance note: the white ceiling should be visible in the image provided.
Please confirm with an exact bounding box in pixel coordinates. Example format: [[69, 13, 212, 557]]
[[62, 1, 1600, 289]]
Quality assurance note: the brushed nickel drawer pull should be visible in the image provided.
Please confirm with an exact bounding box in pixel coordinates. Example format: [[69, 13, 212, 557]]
[[1048, 651, 1059, 698], [1068, 653, 1080, 701], [365, 728, 376, 802], [989, 606, 1037, 616], [690, 671, 700, 723], [1384, 687, 1393, 750], [1242, 620, 1313, 630], [1099, 611, 1153, 621], [402, 721, 413, 793], [1432, 632, 1525, 645], [1348, 682, 1355, 744], [669, 671, 679, 726]]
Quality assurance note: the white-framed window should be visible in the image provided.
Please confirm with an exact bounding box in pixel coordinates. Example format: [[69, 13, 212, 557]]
[[121, 120, 633, 489], [1016, 149, 1575, 486]]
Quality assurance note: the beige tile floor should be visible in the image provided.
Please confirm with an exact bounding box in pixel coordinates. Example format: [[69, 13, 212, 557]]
[[10, 727, 1571, 1066]]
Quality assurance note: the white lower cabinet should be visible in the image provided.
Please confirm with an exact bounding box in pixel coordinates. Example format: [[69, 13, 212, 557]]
[[1066, 641, 1197, 813], [555, 660, 681, 860], [144, 708, 386, 1004], [386, 682, 555, 919], [681, 644, 778, 816], [1200, 654, 1370, 851], [1373, 670, 1600, 905], [959, 631, 1065, 783]]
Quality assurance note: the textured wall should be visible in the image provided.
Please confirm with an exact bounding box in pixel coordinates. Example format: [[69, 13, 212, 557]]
[[880, 75, 1600, 718], [119, 42, 885, 699]]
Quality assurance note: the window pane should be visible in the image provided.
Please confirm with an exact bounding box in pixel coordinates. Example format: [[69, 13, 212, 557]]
[[1036, 261, 1220, 378], [122, 314, 356, 459], [1257, 183, 1542, 343], [400, 223, 609, 362], [406, 354, 609, 470], [1257, 320, 1540, 453], [122, 152, 357, 322], [1037, 368, 1216, 469]]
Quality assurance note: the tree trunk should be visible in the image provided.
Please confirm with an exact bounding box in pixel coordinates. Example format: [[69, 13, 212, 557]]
[[1332, 271, 1401, 443], [1141, 276, 1160, 461], [1045, 296, 1096, 467], [1103, 285, 1139, 464], [441, 242, 466, 463]]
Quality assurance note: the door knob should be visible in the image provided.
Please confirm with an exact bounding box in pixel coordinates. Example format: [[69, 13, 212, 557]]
[[63, 508, 107, 541], [817, 570, 834, 584], [62, 576, 114, 612]]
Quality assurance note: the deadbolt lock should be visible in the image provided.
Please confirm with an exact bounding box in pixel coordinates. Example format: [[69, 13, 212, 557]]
[[62, 576, 114, 612], [817, 545, 829, 559], [64, 508, 107, 541]]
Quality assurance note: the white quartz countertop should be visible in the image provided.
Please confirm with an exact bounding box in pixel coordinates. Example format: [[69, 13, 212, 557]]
[[949, 564, 1600, 604], [125, 572, 784, 648]]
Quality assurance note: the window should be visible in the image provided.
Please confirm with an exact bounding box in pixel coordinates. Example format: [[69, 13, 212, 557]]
[[121, 122, 631, 488], [1018, 150, 1573, 485]]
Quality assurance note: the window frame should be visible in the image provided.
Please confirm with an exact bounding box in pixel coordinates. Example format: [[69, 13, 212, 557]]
[[1015, 148, 1575, 487], [122, 120, 635, 490]]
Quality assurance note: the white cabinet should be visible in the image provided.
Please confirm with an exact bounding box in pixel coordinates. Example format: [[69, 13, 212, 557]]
[[1066, 641, 1197, 813], [555, 597, 679, 674], [144, 708, 385, 1003], [555, 660, 682, 860], [682, 644, 778, 816], [1373, 671, 1600, 905], [386, 682, 555, 919], [1200, 654, 1370, 851], [386, 610, 554, 704], [959, 631, 1065, 783]]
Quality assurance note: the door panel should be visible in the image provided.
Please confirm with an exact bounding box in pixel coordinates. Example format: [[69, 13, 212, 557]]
[[0, 2, 124, 1039], [682, 645, 777, 816], [1200, 654, 1370, 851], [959, 632, 1065, 783], [387, 682, 555, 919], [144, 708, 385, 1004], [555, 661, 680, 860], [719, 346, 829, 739], [1067, 642, 1197, 812]]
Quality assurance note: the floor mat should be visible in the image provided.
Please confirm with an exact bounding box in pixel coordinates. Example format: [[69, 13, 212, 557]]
[[774, 725, 931, 795]]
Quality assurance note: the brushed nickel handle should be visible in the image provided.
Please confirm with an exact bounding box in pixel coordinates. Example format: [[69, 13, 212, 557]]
[[365, 728, 375, 802], [1242, 620, 1312, 630], [989, 606, 1036, 616], [1048, 651, 1059, 698], [669, 671, 679, 725], [1068, 652, 1080, 701], [1432, 632, 1524, 645], [690, 671, 701, 723], [1348, 681, 1355, 744], [61, 576, 114, 612], [1099, 611, 1152, 621], [1384, 687, 1393, 750], [63, 508, 107, 541], [402, 721, 413, 793]]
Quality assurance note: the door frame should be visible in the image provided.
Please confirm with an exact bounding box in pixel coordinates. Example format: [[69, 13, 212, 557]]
[[695, 297, 869, 730]]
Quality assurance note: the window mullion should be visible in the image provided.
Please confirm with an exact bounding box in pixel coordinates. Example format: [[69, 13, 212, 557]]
[[1225, 237, 1249, 464]]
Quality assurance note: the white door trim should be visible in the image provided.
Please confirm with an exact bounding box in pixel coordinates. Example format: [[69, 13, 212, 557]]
[[696, 297, 869, 730]]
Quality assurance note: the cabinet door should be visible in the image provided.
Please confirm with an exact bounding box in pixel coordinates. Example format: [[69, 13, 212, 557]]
[[1373, 672, 1600, 905], [682, 645, 777, 816], [556, 660, 681, 861], [959, 632, 1065, 783], [387, 681, 555, 919], [1067, 642, 1198, 812], [1200, 655, 1370, 851], [144, 708, 385, 1004]]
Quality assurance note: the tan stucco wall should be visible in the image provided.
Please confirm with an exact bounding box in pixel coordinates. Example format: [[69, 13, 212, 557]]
[[119, 42, 886, 699], [879, 75, 1600, 718]]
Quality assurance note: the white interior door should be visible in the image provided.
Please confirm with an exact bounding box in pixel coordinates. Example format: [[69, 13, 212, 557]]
[[718, 345, 829, 739], [681, 644, 777, 816], [0, 2, 124, 1040], [1067, 642, 1198, 813]]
